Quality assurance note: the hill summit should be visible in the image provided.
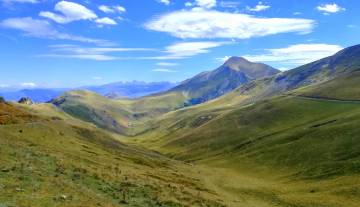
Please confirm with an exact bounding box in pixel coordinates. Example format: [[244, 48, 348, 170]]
[[169, 56, 279, 104]]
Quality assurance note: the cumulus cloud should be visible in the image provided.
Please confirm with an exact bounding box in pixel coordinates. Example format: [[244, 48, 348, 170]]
[[247, 1, 270, 12], [242, 44, 343, 68], [98, 5, 126, 13], [0, 17, 105, 43], [158, 0, 170, 5], [40, 1, 97, 24], [145, 10, 315, 39], [95, 17, 117, 25], [317, 3, 345, 14]]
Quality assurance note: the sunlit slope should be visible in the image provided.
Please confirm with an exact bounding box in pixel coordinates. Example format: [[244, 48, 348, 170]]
[[0, 102, 225, 207], [156, 95, 359, 174], [51, 90, 188, 135], [292, 70, 360, 100], [129, 81, 360, 207], [211, 44, 360, 107], [133, 60, 360, 179], [51, 90, 134, 134]]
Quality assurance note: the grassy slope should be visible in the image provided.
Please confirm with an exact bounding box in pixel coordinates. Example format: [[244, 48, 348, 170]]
[[133, 96, 360, 207], [129, 74, 360, 206], [0, 102, 226, 207], [293, 70, 360, 100], [52, 90, 188, 136]]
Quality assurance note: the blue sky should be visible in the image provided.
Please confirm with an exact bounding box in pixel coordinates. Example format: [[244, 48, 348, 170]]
[[0, 0, 358, 88]]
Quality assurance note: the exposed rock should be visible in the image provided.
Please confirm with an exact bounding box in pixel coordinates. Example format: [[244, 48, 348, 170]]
[[18, 97, 34, 105]]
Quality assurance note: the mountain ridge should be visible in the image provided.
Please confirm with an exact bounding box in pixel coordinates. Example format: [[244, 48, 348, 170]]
[[168, 56, 279, 104]]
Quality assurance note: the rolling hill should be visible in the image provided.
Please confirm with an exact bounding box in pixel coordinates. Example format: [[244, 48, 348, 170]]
[[50, 57, 279, 135], [0, 99, 226, 207], [2, 44, 360, 207]]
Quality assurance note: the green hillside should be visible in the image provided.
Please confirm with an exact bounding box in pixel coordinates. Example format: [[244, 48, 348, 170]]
[[3, 44, 360, 207], [292, 70, 360, 100], [0, 101, 226, 207]]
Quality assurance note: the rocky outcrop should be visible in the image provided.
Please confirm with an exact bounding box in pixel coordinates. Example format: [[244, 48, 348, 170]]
[[18, 97, 34, 105]]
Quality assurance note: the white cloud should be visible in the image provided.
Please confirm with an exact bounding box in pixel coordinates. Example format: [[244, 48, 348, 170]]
[[21, 82, 37, 88], [98, 5, 114, 13], [185, 2, 192, 7], [242, 44, 343, 68], [92, 76, 103, 80], [145, 10, 315, 39], [158, 0, 170, 5], [152, 69, 177, 72], [156, 62, 178, 66], [40, 1, 97, 24], [95, 17, 117, 25], [194, 0, 216, 9], [317, 3, 345, 14], [165, 41, 225, 57], [0, 17, 105, 43], [114, 6, 126, 13], [216, 55, 231, 63], [247, 2, 270, 12], [40, 44, 154, 61], [98, 5, 126, 13], [142, 41, 228, 60]]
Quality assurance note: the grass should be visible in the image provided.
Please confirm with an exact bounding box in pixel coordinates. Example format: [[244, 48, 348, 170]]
[[51, 90, 188, 136], [129, 94, 360, 207], [292, 70, 360, 100], [2, 55, 360, 206], [0, 102, 225, 207]]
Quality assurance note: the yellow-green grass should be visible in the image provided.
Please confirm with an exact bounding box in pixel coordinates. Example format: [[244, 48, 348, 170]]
[[52, 90, 188, 136], [292, 70, 360, 101], [0, 103, 225, 207], [129, 95, 360, 207]]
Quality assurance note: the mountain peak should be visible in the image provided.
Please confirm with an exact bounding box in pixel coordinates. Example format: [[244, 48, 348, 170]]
[[221, 56, 279, 77], [224, 56, 250, 67]]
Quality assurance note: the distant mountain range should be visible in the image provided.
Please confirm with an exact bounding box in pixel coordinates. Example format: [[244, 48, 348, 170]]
[[0, 81, 177, 102], [84, 81, 177, 99]]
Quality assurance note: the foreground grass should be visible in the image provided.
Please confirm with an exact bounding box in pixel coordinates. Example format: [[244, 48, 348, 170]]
[[0, 102, 224, 207]]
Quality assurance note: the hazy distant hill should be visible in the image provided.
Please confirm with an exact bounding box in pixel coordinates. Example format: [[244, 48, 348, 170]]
[[85, 81, 177, 99], [0, 81, 176, 102], [0, 88, 67, 103]]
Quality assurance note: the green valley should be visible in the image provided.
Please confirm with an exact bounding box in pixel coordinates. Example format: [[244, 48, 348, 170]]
[[1, 44, 360, 207]]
